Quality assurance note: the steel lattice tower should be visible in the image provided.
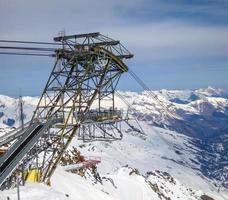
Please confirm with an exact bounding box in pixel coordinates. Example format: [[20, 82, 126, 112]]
[[0, 32, 133, 188]]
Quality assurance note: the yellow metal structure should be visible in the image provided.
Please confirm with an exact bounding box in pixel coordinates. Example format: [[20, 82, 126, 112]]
[[25, 169, 41, 183], [96, 114, 120, 122]]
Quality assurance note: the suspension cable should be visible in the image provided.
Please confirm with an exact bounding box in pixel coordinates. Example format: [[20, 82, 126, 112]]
[[0, 39, 62, 46], [115, 91, 145, 135], [0, 52, 53, 57], [0, 46, 56, 51], [127, 68, 179, 120]]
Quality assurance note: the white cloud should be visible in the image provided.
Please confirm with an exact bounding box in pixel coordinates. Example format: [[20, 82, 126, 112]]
[[0, 0, 228, 61], [103, 22, 228, 60]]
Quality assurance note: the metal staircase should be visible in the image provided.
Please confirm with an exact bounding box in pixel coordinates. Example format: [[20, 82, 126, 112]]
[[0, 117, 63, 186]]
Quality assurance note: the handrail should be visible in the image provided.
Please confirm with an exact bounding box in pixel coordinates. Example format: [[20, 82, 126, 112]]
[[0, 117, 64, 186]]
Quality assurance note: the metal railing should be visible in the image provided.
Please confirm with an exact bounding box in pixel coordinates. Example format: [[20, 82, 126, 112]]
[[74, 109, 122, 123]]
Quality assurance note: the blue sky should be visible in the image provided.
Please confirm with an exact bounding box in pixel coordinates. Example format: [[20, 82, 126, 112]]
[[0, 0, 228, 96]]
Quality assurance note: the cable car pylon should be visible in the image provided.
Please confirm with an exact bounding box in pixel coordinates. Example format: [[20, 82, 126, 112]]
[[0, 32, 133, 189]]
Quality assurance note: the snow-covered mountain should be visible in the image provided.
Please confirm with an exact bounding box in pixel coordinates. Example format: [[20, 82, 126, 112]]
[[1, 123, 227, 199], [0, 95, 38, 128], [0, 87, 228, 200], [116, 87, 228, 189], [0, 167, 220, 200]]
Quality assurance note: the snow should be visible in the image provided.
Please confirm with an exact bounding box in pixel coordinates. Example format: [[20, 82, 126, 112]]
[[0, 95, 38, 127], [68, 121, 228, 200], [0, 88, 228, 200], [0, 183, 68, 200], [51, 168, 117, 200], [1, 87, 228, 128], [1, 167, 220, 200]]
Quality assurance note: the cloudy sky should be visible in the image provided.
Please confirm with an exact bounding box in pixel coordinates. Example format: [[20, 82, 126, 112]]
[[0, 0, 228, 96]]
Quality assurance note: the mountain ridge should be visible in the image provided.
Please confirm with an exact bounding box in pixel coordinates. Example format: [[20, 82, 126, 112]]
[[0, 87, 228, 199]]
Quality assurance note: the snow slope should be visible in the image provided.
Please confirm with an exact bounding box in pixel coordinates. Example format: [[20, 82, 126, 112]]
[[0, 183, 68, 200], [0, 87, 228, 199], [67, 121, 228, 199], [0, 167, 216, 200]]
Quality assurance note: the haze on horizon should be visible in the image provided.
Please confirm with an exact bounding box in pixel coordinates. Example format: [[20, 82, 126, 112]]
[[0, 0, 228, 96]]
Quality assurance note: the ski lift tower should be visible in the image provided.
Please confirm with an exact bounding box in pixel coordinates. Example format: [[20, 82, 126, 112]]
[[0, 32, 133, 188], [31, 32, 133, 183]]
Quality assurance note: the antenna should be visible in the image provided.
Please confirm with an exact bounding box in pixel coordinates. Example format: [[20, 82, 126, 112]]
[[18, 90, 24, 130]]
